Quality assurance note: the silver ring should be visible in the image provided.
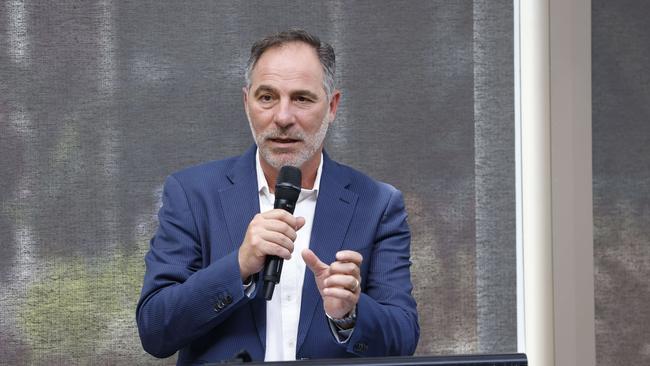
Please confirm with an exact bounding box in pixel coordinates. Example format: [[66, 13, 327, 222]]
[[351, 279, 360, 292]]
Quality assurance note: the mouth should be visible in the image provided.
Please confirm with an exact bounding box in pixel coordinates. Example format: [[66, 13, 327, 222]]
[[268, 137, 301, 145]]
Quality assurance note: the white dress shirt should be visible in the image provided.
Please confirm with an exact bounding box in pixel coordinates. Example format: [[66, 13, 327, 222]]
[[256, 152, 321, 362]]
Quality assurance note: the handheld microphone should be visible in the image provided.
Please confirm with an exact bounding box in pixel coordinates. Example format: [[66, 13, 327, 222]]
[[263, 165, 301, 301]]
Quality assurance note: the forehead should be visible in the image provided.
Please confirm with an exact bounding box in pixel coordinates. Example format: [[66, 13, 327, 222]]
[[250, 42, 324, 90]]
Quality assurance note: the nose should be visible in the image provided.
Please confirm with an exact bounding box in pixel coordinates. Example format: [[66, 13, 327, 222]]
[[273, 99, 295, 128]]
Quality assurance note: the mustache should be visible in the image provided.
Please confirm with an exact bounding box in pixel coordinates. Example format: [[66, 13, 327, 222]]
[[259, 128, 305, 141]]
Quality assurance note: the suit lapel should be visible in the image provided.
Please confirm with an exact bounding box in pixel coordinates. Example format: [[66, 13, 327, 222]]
[[297, 153, 358, 352], [219, 147, 259, 254], [217, 146, 267, 347]]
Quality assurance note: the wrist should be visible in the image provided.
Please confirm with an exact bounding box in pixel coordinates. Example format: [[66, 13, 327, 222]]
[[239, 265, 249, 281], [326, 307, 357, 330], [238, 252, 254, 280]]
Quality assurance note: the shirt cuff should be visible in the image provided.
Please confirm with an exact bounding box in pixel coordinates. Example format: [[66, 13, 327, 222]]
[[242, 276, 256, 298], [326, 309, 356, 344], [327, 320, 354, 343]]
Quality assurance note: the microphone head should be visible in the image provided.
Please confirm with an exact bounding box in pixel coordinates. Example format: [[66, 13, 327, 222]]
[[275, 166, 301, 210], [277, 165, 301, 188]]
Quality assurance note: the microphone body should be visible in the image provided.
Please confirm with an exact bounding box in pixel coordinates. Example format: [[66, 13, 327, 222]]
[[263, 166, 301, 301]]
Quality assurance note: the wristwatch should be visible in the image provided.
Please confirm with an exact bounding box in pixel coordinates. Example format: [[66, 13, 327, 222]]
[[326, 307, 357, 329]]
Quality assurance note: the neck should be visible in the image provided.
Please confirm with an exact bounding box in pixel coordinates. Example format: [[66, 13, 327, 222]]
[[261, 153, 321, 193]]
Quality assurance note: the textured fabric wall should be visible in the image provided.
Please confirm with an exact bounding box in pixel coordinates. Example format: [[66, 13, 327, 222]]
[[592, 1, 650, 365], [0, 1, 515, 364]]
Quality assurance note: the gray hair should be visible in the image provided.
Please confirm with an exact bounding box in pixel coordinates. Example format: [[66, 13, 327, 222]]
[[244, 29, 336, 99]]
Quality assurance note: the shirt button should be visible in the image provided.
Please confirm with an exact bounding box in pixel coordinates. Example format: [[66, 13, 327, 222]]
[[286, 295, 292, 301]]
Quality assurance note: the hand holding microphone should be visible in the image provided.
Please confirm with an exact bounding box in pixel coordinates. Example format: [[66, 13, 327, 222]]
[[237, 166, 302, 300]]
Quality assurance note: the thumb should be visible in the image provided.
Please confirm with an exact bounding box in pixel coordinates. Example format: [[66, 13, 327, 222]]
[[302, 248, 329, 276], [295, 216, 306, 231]]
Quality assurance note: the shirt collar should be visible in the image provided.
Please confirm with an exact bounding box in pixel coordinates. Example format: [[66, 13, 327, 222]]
[[255, 150, 323, 201]]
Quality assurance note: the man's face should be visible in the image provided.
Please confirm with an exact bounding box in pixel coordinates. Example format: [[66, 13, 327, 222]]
[[244, 42, 340, 171]]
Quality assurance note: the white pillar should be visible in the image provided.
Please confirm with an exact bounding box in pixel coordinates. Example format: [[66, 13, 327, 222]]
[[517, 0, 596, 365], [517, 0, 555, 364]]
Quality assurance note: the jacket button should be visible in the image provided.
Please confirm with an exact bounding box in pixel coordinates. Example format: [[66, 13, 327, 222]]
[[225, 295, 233, 304], [214, 301, 224, 312], [353, 342, 368, 353]]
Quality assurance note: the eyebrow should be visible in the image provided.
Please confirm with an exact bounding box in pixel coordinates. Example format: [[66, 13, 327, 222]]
[[291, 90, 320, 101], [253, 85, 277, 97], [253, 85, 320, 101]]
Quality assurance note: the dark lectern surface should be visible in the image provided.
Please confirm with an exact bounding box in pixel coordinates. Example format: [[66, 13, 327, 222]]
[[210, 353, 528, 365]]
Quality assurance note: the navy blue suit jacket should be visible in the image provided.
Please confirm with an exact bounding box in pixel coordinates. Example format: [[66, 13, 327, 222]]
[[136, 146, 419, 364]]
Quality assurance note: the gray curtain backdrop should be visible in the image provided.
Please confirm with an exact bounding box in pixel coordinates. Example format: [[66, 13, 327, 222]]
[[0, 1, 516, 364], [592, 1, 650, 365]]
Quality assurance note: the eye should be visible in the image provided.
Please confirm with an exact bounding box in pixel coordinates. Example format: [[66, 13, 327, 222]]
[[295, 95, 313, 103], [259, 94, 273, 103]]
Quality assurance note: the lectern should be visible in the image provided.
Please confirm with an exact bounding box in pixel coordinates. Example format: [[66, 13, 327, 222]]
[[212, 353, 528, 365]]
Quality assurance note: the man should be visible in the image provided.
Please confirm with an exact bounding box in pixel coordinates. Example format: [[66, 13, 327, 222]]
[[136, 29, 419, 364]]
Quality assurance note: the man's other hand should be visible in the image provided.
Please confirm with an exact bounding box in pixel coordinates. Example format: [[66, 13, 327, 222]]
[[302, 248, 362, 321], [238, 209, 305, 280]]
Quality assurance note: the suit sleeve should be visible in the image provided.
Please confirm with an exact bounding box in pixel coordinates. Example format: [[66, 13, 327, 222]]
[[136, 175, 255, 358], [342, 188, 420, 356]]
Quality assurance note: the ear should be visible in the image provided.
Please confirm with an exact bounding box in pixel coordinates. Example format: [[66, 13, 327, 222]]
[[242, 87, 249, 114], [327, 90, 341, 123]]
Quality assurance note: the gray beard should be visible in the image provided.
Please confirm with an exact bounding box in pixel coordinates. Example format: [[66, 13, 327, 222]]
[[247, 113, 330, 170]]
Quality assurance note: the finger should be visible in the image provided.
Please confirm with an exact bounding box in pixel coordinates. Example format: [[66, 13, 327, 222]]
[[262, 209, 302, 228], [263, 220, 297, 241], [259, 231, 295, 253], [323, 287, 358, 302], [295, 216, 306, 231], [330, 261, 360, 277], [335, 250, 363, 265], [302, 248, 329, 276], [261, 240, 292, 260], [324, 274, 360, 291]]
